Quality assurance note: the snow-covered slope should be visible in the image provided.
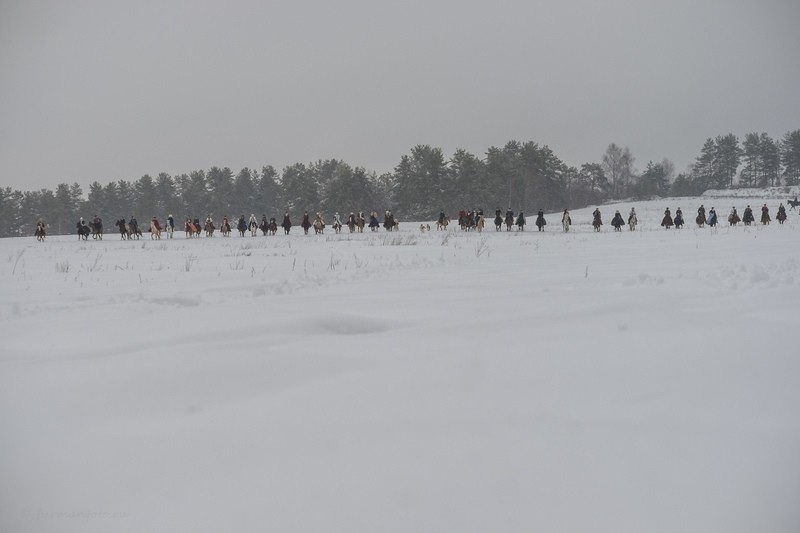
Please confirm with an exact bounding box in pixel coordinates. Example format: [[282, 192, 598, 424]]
[[1, 197, 799, 533]]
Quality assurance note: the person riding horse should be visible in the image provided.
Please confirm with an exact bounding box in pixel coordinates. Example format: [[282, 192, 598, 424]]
[[777, 203, 787, 223], [728, 207, 740, 225], [282, 212, 292, 234], [696, 204, 706, 227], [742, 205, 755, 225], [592, 208, 603, 231], [515, 211, 525, 231], [35, 219, 46, 241], [77, 218, 90, 239], [760, 204, 771, 224], [611, 210, 625, 231], [707, 207, 718, 227], [661, 208, 674, 228], [535, 209, 546, 231], [674, 208, 684, 228]]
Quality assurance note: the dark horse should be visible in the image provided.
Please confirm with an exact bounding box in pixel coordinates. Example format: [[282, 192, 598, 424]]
[[35, 221, 46, 241], [787, 198, 800, 210]]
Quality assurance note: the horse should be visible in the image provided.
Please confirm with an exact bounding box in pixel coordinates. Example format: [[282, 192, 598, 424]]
[[562, 214, 571, 232], [776, 209, 787, 224], [535, 213, 546, 232], [505, 213, 514, 231], [494, 214, 503, 231], [458, 212, 470, 230], [115, 219, 133, 240], [77, 222, 90, 240], [592, 212, 602, 232], [384, 213, 399, 231], [203, 220, 215, 237], [674, 212, 684, 229], [787, 198, 800, 210], [611, 214, 625, 232], [91, 220, 103, 240], [356, 213, 366, 233], [115, 219, 128, 240], [35, 222, 46, 241], [150, 220, 161, 239], [165, 222, 174, 238], [267, 218, 278, 235], [249, 219, 258, 237], [628, 213, 638, 231], [475, 215, 485, 233], [438, 216, 451, 231], [332, 219, 342, 234], [728, 211, 740, 226], [313, 215, 325, 234], [220, 220, 231, 237], [185, 220, 198, 237], [695, 214, 705, 228]]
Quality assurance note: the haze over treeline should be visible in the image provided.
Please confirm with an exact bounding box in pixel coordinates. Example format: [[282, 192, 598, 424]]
[[2, 130, 799, 237]]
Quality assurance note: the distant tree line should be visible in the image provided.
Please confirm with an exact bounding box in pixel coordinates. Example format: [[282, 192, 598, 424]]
[[1, 130, 798, 237]]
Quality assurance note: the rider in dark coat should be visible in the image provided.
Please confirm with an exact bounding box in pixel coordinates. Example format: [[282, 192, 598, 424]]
[[674, 208, 684, 228], [301, 212, 311, 234], [661, 208, 674, 228], [281, 212, 292, 234], [535, 209, 546, 231], [515, 211, 525, 230], [611, 210, 625, 230], [760, 204, 770, 224], [742, 205, 754, 224]]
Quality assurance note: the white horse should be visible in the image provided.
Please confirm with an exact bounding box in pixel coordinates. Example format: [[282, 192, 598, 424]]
[[628, 213, 638, 231], [561, 212, 571, 232]]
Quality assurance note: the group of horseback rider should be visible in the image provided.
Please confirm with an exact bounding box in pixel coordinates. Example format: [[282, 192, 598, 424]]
[[34, 197, 800, 242], [695, 202, 788, 227]]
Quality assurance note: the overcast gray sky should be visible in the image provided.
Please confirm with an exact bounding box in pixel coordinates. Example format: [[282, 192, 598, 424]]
[[1, 0, 798, 191]]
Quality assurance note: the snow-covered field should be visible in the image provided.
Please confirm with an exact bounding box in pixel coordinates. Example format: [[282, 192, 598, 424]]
[[2, 197, 799, 533]]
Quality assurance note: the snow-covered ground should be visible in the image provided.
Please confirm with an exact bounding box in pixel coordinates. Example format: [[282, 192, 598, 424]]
[[2, 197, 799, 533]]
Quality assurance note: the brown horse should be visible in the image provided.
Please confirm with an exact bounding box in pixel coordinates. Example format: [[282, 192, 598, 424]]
[[185, 220, 198, 237], [150, 219, 162, 239]]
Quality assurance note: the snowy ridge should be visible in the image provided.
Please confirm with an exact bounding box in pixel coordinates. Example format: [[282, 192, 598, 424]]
[[702, 185, 800, 199]]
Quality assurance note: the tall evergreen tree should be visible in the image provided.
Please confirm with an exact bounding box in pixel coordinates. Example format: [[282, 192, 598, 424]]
[[230, 168, 257, 216], [781, 130, 800, 186], [256, 165, 282, 217], [207, 166, 234, 217], [447, 149, 486, 212], [154, 172, 178, 218], [760, 133, 781, 187], [714, 134, 741, 188], [392, 145, 448, 219], [692, 138, 717, 192], [740, 132, 762, 187], [134, 174, 158, 218], [281, 163, 319, 213]]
